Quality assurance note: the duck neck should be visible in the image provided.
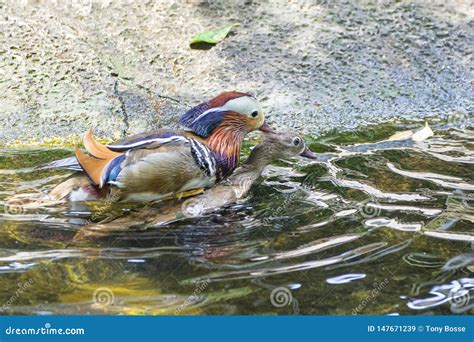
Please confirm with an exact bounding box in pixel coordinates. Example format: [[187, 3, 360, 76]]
[[204, 120, 246, 178], [226, 144, 274, 187]]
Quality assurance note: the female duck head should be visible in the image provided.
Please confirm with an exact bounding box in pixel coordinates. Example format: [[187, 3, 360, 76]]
[[244, 132, 318, 168], [179, 91, 273, 137]]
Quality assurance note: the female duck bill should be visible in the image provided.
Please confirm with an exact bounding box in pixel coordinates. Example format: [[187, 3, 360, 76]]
[[258, 121, 275, 133], [300, 146, 318, 159]]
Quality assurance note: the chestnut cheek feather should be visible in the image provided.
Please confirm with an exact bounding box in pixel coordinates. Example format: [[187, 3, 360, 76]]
[[243, 115, 264, 132]]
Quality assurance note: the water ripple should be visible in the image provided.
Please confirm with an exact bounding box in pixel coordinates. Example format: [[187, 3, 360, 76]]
[[326, 273, 366, 284], [0, 123, 472, 314]]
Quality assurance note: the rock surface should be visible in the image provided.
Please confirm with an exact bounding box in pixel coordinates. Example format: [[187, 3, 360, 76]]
[[0, 0, 472, 145]]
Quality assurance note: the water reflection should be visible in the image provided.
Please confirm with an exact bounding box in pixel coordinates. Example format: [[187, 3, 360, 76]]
[[326, 273, 366, 284], [0, 122, 472, 315], [408, 278, 474, 314]]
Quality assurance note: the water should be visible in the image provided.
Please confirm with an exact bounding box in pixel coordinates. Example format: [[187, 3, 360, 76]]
[[0, 121, 472, 315]]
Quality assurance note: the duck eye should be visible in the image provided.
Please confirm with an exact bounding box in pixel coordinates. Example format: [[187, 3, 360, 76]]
[[251, 111, 259, 118], [293, 137, 301, 146]]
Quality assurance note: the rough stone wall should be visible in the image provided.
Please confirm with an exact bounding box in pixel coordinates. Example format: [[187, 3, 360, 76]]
[[0, 0, 472, 144]]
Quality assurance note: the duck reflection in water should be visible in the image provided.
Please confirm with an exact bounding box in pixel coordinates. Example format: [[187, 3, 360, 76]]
[[71, 132, 317, 245]]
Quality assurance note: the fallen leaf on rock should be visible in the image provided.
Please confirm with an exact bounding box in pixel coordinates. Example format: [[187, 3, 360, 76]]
[[190, 24, 239, 45]]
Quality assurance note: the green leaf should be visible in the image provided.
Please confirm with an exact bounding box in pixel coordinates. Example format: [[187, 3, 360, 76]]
[[190, 24, 239, 45]]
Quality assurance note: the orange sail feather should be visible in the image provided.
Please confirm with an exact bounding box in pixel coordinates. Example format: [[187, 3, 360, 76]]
[[75, 129, 123, 187]]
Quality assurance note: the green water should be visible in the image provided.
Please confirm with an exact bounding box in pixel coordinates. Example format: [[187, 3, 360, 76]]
[[0, 121, 472, 315]]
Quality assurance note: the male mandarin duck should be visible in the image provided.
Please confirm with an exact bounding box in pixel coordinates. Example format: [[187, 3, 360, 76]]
[[40, 91, 275, 202]]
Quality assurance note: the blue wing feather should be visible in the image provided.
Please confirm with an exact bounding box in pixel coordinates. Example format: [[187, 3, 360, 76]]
[[185, 110, 225, 137], [101, 154, 126, 186], [180, 102, 210, 127], [180, 103, 225, 137]]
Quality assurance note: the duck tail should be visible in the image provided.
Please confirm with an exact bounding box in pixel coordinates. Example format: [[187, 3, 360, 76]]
[[35, 156, 82, 171]]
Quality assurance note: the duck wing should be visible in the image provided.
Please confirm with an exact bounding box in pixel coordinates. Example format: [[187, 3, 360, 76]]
[[75, 129, 218, 199], [35, 129, 191, 171]]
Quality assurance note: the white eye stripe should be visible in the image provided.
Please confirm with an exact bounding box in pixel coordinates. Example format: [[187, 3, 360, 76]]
[[189, 96, 261, 125], [190, 106, 226, 125], [223, 96, 261, 116]]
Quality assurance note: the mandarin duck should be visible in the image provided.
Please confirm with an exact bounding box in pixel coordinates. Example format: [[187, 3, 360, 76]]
[[40, 91, 274, 202], [72, 132, 317, 242]]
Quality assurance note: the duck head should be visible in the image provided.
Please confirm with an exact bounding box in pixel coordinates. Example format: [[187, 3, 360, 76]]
[[273, 133, 318, 160], [244, 132, 318, 169], [180, 91, 273, 138], [180, 91, 274, 177]]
